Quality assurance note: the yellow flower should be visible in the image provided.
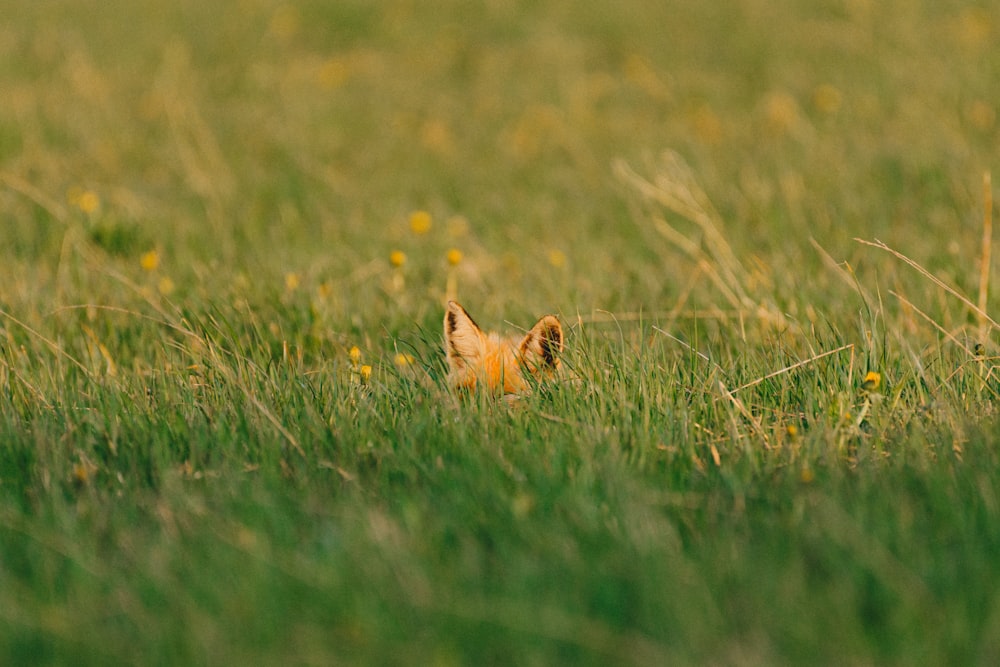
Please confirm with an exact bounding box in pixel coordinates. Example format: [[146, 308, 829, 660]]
[[446, 248, 463, 266], [157, 277, 175, 296], [409, 210, 432, 235], [547, 249, 567, 268], [861, 371, 881, 393], [68, 187, 100, 214], [140, 250, 160, 272], [349, 346, 362, 365], [77, 191, 100, 214], [394, 353, 415, 367], [72, 462, 91, 486], [285, 272, 301, 291], [389, 250, 407, 267], [360, 364, 372, 382]]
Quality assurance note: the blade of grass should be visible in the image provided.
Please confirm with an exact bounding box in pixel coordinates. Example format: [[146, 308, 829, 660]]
[[729, 343, 854, 394]]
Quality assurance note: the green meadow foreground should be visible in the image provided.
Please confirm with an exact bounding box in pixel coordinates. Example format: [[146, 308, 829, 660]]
[[2, 1, 1000, 664]]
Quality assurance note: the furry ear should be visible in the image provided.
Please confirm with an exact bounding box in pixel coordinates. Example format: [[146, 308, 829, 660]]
[[519, 315, 562, 371], [444, 301, 485, 374]]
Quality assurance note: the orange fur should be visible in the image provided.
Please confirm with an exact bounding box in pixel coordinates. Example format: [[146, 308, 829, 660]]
[[444, 301, 562, 395]]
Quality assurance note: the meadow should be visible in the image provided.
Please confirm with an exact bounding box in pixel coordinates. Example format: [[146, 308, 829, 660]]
[[1, 0, 999, 664]]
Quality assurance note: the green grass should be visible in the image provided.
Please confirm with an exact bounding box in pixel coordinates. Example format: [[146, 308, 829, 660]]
[[2, 0, 1000, 664]]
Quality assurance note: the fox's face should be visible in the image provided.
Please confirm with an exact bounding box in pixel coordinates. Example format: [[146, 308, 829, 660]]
[[444, 301, 563, 395]]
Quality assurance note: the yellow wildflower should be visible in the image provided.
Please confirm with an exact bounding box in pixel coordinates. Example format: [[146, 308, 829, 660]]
[[861, 371, 881, 393], [285, 272, 301, 291], [548, 249, 567, 268], [394, 353, 415, 367], [409, 210, 432, 235], [68, 187, 100, 214], [349, 346, 362, 365], [360, 365, 372, 382], [140, 250, 160, 272], [389, 250, 406, 267], [446, 248, 463, 266], [72, 462, 91, 486], [77, 191, 100, 214]]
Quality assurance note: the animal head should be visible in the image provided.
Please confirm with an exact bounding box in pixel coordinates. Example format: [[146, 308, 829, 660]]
[[444, 300, 563, 395]]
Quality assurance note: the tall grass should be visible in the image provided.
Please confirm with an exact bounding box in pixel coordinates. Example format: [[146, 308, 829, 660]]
[[2, 0, 999, 664]]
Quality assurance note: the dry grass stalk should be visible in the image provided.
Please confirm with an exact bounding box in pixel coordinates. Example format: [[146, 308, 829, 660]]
[[889, 291, 976, 356], [978, 171, 993, 339], [856, 238, 1000, 333], [0, 307, 91, 376], [717, 379, 769, 446], [730, 343, 854, 394], [0, 172, 69, 223], [614, 151, 789, 332], [810, 238, 877, 306]]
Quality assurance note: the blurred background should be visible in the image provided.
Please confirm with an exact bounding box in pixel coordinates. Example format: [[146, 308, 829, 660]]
[[1, 0, 996, 337]]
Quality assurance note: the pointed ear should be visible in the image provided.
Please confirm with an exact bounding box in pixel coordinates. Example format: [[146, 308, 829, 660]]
[[519, 315, 562, 370], [444, 301, 485, 372]]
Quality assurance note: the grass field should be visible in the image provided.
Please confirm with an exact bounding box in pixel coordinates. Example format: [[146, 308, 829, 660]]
[[2, 0, 1000, 664]]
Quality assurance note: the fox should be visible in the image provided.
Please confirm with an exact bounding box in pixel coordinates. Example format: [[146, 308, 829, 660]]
[[444, 300, 563, 396]]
